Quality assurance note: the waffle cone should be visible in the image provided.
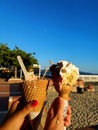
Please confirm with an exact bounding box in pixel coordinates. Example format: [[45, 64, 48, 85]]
[[59, 84, 72, 100], [22, 79, 48, 113]]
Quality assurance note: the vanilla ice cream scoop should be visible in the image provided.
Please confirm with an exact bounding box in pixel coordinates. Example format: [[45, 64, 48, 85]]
[[58, 60, 79, 85], [50, 60, 79, 89]]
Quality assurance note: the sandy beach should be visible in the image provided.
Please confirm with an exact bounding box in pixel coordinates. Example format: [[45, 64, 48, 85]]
[[45, 86, 98, 130]]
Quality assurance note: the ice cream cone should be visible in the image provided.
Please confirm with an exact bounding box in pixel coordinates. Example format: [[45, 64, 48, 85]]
[[50, 60, 79, 130], [59, 84, 72, 99], [22, 79, 48, 120]]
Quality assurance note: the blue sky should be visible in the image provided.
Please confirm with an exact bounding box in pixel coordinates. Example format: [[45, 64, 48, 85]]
[[0, 0, 98, 73]]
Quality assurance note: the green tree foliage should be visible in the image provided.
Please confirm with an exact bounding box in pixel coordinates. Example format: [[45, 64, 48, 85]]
[[0, 43, 38, 69], [0, 43, 11, 67]]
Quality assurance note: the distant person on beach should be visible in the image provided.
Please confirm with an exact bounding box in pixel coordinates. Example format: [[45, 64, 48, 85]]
[[86, 83, 95, 92], [0, 97, 71, 130], [77, 79, 85, 93]]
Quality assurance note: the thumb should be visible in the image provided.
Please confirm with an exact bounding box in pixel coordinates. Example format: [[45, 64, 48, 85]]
[[18, 100, 38, 118], [54, 97, 64, 117]]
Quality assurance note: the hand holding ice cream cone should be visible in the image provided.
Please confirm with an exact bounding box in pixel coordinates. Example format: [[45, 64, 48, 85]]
[[17, 55, 49, 121], [50, 60, 79, 130]]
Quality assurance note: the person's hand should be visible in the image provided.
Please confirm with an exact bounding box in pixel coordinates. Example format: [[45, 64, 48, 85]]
[[44, 97, 71, 130], [0, 99, 38, 130], [0, 97, 71, 130]]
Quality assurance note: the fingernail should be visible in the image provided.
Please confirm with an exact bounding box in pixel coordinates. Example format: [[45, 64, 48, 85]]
[[32, 100, 38, 107]]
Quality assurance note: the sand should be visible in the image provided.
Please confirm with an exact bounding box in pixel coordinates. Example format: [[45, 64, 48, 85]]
[[45, 86, 98, 130]]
